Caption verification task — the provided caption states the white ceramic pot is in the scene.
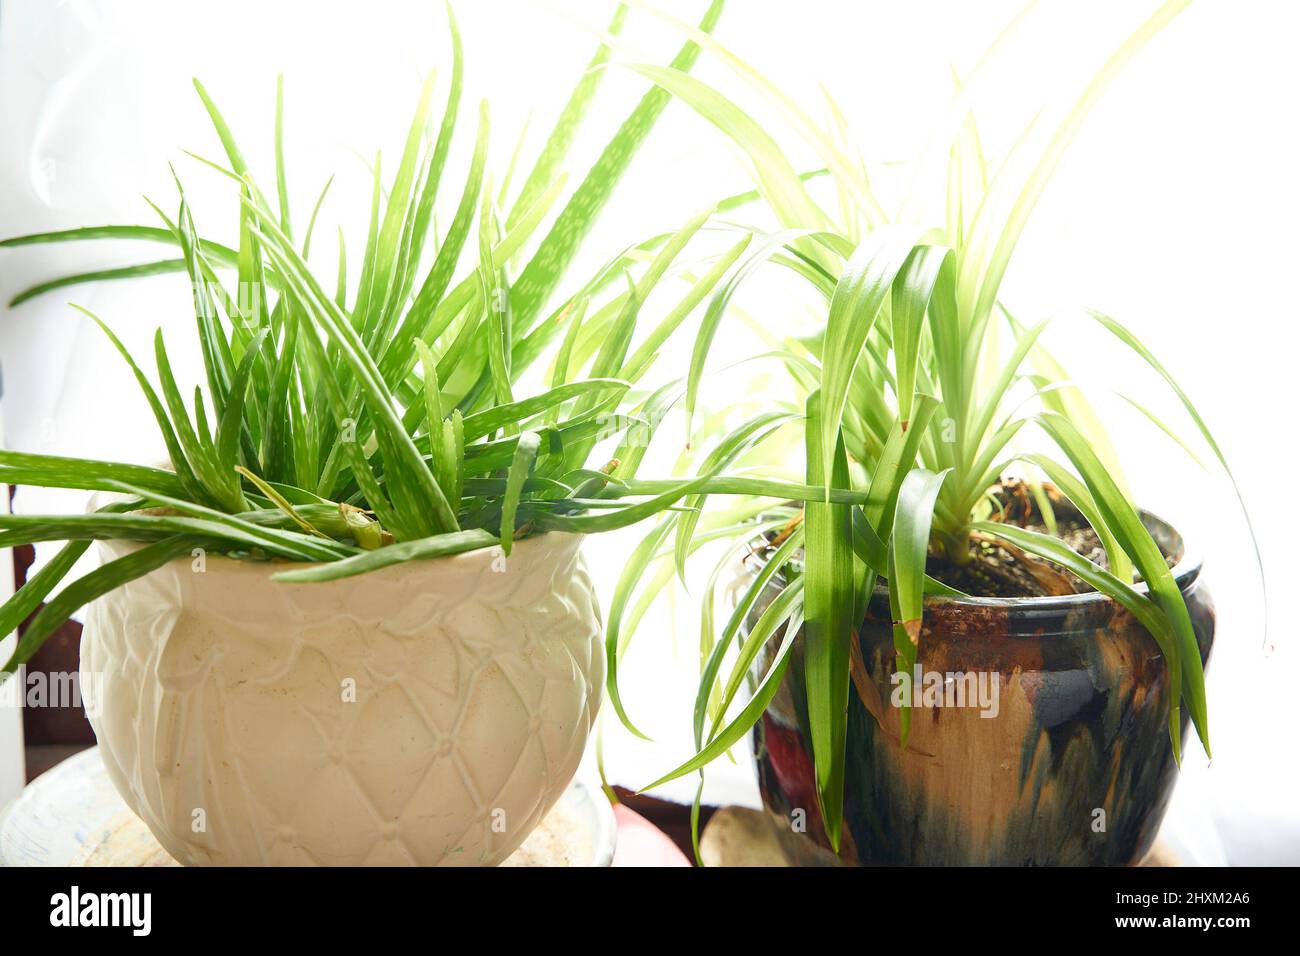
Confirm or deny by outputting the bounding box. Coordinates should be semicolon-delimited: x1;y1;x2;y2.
79;532;603;866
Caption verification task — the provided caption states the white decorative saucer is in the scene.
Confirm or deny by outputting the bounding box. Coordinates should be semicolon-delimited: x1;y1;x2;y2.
0;747;616;867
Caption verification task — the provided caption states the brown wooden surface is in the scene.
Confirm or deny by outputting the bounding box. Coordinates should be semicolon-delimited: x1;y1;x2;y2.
24;743;90;783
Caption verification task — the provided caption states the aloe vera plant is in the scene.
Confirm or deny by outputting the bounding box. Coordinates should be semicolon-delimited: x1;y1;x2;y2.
604;0;1260;852
0;1;736;675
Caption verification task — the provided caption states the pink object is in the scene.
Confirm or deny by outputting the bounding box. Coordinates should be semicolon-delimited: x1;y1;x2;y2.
611;804;691;867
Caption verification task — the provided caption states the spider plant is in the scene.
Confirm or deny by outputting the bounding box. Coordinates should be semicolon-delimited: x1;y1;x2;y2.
0;1;736;676
601;0;1260;852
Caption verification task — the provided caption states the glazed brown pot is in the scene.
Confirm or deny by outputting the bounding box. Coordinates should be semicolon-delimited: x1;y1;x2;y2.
746;511;1214;866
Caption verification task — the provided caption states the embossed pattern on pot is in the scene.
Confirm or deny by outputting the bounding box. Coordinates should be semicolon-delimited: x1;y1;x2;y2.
80;532;602;866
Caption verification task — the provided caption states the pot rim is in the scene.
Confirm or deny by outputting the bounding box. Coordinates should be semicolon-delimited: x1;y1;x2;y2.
922;506;1201;609
748;506;1202;610
88;489;583;578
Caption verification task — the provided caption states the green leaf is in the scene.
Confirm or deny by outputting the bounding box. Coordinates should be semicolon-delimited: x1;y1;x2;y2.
381;100;490;385
0;224;220;251
863;394;940;534
533;473;715;534
1037;412;1207;755
1021;451;1132;585
193;78;254;178
101;482;352;562
272;529;498;583
603;519;675;741
152;329;228;505
402;0;464;294
547;296;589;419
706;578;804;743
0;539;93;639
172;176;236;415
249;205;459;536
1117;393;1207;470
889;466;950;744
673;410;795;584
891;245;952;427
0;449;183;498
624;63;829;236
1086;307;1265;623
235;466;329;539
686;228;809;430
640;590;799;793
217;328;270;475
363;70;439;335
73;306;206;500
462;379;629;442
500;431;540;555
621;233;751;385
478;168;515;411
0;497;143;645
508;0;725;330
819;226;924;491
2;537;198;676
507;2;628;228
9;260;188;308
274;75;292;237
967;318;1049;448
974;518;1183;761
960;0;1192;338
696;524;805;745
801;390;855;853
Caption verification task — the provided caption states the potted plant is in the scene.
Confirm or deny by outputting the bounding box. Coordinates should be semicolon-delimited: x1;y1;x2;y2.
606;0;1259;864
0;2;731;866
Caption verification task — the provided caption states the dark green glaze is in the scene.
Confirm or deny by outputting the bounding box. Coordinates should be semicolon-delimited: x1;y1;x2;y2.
749;513;1214;866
